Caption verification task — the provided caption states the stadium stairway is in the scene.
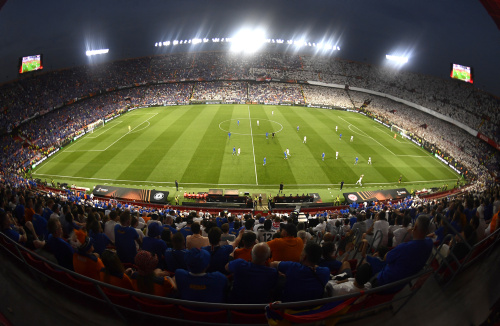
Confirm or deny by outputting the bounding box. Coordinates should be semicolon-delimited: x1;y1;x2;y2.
0;243;498;326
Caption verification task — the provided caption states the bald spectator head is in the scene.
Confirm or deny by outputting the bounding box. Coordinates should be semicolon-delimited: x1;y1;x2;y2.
251;242;271;265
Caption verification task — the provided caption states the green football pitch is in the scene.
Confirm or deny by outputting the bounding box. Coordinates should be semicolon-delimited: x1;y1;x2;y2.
33;104;459;203
22;60;40;73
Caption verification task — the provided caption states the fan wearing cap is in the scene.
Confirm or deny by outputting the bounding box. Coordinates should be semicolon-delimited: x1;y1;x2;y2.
142;223;167;269
130;250;175;297
71;229;104;280
174;248;229;305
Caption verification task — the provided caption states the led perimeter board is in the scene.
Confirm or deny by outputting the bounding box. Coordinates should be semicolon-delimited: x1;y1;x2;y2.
18;54;43;74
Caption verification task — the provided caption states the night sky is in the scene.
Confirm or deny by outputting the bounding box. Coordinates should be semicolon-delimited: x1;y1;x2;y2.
1;0;499;96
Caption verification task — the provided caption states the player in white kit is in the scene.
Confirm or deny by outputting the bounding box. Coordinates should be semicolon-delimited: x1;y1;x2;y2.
355;174;364;186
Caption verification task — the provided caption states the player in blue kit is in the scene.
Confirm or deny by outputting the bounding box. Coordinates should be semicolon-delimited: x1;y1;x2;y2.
263;157;266;166
322;152;325;161
355;156;359;165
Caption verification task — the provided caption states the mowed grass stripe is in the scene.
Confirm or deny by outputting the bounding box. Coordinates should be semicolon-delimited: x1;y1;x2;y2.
73;110;161;179
253;105;298;185
180;105;230;183
281;107;349;184
113;107;195;182
34;104;461;188
280;107;350;184
38;117;139;176
218;105;260;185
152;106;239;184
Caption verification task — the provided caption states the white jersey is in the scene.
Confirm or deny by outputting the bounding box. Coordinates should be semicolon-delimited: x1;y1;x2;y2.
286;148;290;156
258;229;276;242
237;148;241;155
303;136;307;143
336;151;339;159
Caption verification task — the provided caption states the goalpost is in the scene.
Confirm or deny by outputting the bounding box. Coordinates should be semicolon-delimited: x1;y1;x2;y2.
87;119;104;133
391;124;407;138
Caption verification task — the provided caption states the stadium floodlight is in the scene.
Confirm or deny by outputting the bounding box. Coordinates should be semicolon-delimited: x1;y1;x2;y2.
173;40;179;45
287;40;293;44
386;54;408;64
230;28;266;54
86;49;109;56
337;46;340;50
203;38;209;43
277;39;284;44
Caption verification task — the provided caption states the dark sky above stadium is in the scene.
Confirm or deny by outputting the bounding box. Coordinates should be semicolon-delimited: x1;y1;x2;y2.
1;0;499;96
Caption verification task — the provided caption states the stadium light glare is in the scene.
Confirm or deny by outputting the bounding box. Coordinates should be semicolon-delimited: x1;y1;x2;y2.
386;54;408;64
230;28;266;54
173;40;179;45
86;49;109;56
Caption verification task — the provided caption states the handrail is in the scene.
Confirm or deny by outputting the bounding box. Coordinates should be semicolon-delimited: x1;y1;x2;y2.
1;226;499;324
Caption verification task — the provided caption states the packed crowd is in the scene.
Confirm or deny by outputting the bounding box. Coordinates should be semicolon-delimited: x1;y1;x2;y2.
192;81;247;102
2;51;497;142
1;180;498;306
248;82;304;104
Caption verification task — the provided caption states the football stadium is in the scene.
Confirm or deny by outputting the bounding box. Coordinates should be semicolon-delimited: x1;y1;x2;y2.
0;1;499;325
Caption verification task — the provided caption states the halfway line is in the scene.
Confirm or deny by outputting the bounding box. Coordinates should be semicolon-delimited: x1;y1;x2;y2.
248;105;258;185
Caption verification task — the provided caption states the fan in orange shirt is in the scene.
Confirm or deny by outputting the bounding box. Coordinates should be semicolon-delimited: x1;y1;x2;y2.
70;229;104;281
233;232;257;262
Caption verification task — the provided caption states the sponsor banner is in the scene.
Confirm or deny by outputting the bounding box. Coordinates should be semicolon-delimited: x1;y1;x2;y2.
343;188;409;203
104;113;121;123
93;185;169;204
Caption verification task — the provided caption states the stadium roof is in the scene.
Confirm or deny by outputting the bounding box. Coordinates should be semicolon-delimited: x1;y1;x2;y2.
0;0;499;96
480;0;500;29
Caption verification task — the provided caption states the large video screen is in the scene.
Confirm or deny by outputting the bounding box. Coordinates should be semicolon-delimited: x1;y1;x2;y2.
19;54;43;74
450;63;473;84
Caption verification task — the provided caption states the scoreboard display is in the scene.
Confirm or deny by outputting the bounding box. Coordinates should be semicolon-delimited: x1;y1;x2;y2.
450;63;473;84
19;54;43;74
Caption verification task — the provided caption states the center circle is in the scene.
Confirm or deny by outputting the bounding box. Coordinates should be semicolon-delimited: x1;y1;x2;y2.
219;118;283;136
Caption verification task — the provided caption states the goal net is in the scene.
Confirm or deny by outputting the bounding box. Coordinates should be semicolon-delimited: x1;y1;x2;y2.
87;119;104;133
391;124;407;137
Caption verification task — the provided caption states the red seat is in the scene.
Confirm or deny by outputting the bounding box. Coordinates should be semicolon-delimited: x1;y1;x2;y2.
102;287;136;310
231;310;268;324
66;273;101;298
43;262;72;285
179;306;227;323
22;251;47;272
132;296;179;317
